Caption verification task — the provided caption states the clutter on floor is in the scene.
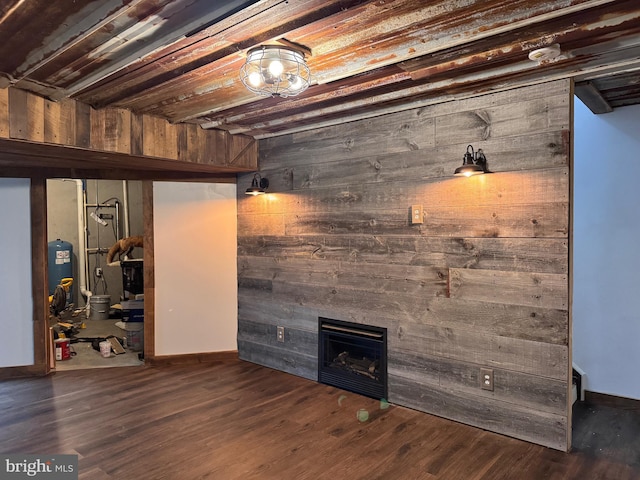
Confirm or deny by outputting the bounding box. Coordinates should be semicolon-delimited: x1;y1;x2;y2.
51;294;144;370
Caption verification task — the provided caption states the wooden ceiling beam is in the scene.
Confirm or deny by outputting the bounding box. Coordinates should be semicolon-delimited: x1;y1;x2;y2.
0;136;252;175
574;82;613;114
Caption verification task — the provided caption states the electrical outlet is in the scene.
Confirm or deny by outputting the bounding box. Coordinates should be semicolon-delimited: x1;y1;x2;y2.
480;368;494;391
95;267;103;277
277;326;285;343
410;204;423;224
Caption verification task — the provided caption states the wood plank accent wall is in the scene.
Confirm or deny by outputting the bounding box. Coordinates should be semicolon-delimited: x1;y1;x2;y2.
0;87;257;170
236;79;572;451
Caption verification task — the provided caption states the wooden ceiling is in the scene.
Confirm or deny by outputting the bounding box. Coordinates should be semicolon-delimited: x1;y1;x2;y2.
1;0;639;140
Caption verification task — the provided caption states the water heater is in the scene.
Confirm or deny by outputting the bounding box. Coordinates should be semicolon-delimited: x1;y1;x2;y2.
48;239;73;303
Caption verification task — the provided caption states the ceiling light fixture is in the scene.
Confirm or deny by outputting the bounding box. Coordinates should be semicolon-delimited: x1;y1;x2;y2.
240;45;310;97
245;173;269;195
454;145;488;177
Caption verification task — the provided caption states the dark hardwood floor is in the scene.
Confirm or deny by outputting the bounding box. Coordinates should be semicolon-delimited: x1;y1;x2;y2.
0;359;638;480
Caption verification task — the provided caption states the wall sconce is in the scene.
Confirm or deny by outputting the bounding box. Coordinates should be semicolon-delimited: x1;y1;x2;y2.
245;173;269;195
454;145;488;177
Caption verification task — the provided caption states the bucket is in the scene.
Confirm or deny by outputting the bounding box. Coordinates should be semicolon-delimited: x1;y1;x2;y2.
89;295;111;320
126;328;144;352
54;338;71;361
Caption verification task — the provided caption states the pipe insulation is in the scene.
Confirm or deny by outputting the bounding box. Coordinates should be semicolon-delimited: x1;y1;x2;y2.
73;179;92;303
122;180;130;238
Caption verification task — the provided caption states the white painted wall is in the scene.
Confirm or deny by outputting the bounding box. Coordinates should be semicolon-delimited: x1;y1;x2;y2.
0;178;34;367
573;99;640;400
153;182;237;355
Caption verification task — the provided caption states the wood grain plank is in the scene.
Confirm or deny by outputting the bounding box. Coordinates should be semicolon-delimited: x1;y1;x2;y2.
238;286;401;335
227;133;257;169
391;321;568;380
238;339;317;380
238;318;318;357
419;296;568;345
0;88;8;138
449;268;568;310
130;112;144;156
26;92;44;142
90;107;131;154
279;202;567;238
434;94;570;146
238;235;568;274
44;98;76;145
389;373;567;450
8;87;29;140
143;115;170;158
30;177;49;375
238;255;448;297
262;80;571;154
143;181;155;360
74;101;91;148
260;109;436;169
237;212;286;236
176;122;191;163
388;349;567;415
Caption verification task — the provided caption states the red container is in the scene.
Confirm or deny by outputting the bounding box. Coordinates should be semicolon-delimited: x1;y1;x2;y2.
54;338;71;361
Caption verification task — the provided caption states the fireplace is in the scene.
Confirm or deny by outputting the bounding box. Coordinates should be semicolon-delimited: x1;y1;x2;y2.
318;317;387;400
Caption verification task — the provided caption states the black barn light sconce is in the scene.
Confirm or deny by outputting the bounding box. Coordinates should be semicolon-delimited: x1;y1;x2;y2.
245;173;269;195
454;145;489;177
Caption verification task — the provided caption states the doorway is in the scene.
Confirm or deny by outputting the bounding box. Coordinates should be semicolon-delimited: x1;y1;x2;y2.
571;97;640;463
46;179;145;370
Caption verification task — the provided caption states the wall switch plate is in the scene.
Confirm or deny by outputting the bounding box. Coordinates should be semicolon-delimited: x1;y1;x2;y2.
410;204;423;224
481;368;494;391
277;326;285;343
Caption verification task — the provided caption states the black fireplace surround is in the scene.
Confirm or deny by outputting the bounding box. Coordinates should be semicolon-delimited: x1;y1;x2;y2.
318;317;387;400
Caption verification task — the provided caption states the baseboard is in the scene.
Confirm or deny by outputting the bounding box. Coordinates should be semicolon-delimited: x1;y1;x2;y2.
0;364;49;380
585;391;640;410
146;350;238;367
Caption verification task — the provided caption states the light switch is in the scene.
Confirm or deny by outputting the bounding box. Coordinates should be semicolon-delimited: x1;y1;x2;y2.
410;204;423;224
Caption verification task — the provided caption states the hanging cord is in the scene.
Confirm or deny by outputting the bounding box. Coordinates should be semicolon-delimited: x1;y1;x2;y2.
92;257;109;295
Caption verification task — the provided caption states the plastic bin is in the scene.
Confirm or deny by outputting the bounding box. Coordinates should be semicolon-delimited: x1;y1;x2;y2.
126;328;144;352
121;299;144;322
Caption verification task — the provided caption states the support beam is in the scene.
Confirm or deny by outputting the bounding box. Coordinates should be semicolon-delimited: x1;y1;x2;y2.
574;81;614;114
0;87;257;174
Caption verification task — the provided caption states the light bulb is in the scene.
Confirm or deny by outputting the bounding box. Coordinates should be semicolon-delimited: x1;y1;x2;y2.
464;171;473;178
268;60;284;77
289;75;303;91
248;71;262;87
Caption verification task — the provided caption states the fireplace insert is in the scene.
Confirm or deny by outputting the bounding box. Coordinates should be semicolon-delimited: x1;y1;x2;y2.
318;317;387;400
